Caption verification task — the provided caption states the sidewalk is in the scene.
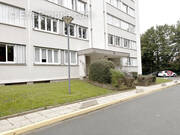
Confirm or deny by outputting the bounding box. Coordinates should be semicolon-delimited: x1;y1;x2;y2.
0;80;179;135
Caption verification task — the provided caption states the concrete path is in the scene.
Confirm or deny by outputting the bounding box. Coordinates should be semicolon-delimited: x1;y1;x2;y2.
24;85;180;135
0;80;179;135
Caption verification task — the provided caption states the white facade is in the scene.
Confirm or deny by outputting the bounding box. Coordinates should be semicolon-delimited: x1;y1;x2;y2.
0;0;142;84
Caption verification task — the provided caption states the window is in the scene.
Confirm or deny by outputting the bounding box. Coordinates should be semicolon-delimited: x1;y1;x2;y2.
33;13;59;33
48;50;53;63
122;3;128;13
64;51;77;65
7;46;14;62
124;39;130;48
64;24;75;36
83;28;87;39
107;14;135;33
78;26;87;39
129;24;135;33
70;24;75;36
42;49;47;63
34;13;39;29
125;58;137;66
117;0;122;9
54;50;59;63
107;15;113;25
0;3;25;27
47;18;51;31
65;51;68;64
108;33;135;49
63;0;75;10
108;34;114;45
107;0;135;17
35;48;40;62
71;51;77;64
48;0;87;14
129;7;135;17
121;21;129;31
115;36;120;46
0;44;6;62
53;20;58;33
0;43;25;64
35;47;60;64
77;0;86;14
78;27;82;38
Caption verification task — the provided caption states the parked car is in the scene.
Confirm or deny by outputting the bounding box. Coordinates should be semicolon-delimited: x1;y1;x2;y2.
158;70;177;77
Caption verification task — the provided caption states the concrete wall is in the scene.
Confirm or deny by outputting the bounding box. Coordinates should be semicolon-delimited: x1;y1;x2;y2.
90;0;106;49
0;0;142;84
0;0;89;84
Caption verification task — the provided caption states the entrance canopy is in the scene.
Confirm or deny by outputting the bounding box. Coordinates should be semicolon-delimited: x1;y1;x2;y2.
78;48;129;58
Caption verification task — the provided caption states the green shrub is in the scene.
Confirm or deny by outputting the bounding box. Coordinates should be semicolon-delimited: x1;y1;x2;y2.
137;75;156;86
111;69;124;88
123;77;135;88
89;60;115;84
110;69;135;90
131;72;138;79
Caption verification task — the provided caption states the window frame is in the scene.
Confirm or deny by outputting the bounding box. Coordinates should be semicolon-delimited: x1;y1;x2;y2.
108;34;114;45
34;47;61;65
0;3;25;27
33;12;59;34
78;26;87;39
0;44;15;64
64;50;78;65
64;22;76;37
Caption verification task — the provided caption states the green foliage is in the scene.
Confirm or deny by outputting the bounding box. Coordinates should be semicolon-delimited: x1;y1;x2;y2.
110;69;124;88
137;75;156;86
131;72;138;79
141;24;179;74
0;80;113;117
89;60;115;84
110;69;135;90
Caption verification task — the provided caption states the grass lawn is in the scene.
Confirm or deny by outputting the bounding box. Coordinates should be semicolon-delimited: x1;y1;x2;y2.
0;80;114;118
156;78;172;84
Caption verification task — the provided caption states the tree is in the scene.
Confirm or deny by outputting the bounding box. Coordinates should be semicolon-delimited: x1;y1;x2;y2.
141;24;175;74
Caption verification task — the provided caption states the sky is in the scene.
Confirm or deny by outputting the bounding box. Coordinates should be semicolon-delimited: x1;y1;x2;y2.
139;0;180;34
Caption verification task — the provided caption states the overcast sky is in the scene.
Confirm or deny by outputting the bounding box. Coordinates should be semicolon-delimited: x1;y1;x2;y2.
139;0;180;34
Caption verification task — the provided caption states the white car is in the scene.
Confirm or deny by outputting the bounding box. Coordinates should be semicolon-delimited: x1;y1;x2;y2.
158;70;177;77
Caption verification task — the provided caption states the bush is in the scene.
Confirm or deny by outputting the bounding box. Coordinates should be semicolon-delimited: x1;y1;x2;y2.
131;72;138;79
110;69;135;90
111;69;124;88
89;60;115;84
137;75;156;86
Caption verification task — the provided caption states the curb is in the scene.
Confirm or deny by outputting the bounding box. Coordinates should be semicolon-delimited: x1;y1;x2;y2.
0;82;179;135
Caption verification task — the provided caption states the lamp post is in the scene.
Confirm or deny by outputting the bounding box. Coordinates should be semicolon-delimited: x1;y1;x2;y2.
62;16;74;94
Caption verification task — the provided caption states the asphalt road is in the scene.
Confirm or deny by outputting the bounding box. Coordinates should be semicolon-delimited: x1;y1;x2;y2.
25;85;180;135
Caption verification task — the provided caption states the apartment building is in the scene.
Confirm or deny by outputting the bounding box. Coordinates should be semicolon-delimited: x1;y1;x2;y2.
0;0;142;84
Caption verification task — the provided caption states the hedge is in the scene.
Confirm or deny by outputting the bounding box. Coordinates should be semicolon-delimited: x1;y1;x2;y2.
137;75;156;86
89;59;115;84
110;69;135;90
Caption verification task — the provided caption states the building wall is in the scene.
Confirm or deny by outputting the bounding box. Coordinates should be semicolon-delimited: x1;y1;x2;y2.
90;0;141;74
0;0;142;84
0;0;89;84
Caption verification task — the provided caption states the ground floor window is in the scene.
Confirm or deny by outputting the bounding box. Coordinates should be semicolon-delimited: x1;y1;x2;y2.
35;47;60;64
64;51;77;65
0;43;26;64
122;57;137;67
